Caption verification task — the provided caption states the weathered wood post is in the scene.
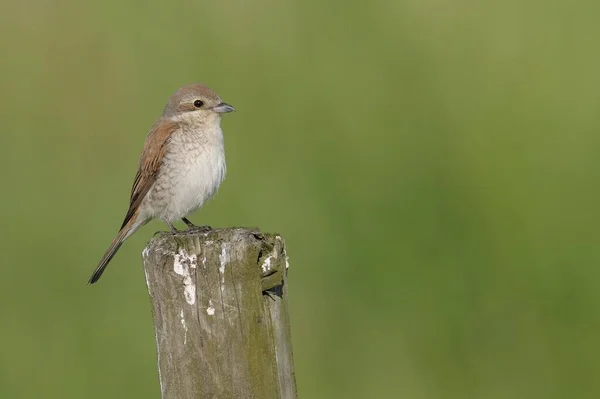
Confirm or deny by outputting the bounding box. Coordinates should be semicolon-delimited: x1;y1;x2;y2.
142;227;297;399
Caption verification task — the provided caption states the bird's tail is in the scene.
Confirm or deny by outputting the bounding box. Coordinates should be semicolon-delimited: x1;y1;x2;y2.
88;218;143;284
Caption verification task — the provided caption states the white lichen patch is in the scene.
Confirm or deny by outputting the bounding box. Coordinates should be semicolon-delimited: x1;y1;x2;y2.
180;309;188;345
206;299;215;316
261;247;279;274
219;244;229;274
182;276;195;304
261;255;273;273
173;248;197;305
283;246;290;269
218;244;229;291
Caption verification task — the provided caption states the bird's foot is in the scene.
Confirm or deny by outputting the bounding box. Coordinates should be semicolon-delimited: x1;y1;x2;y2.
182;217;212;232
188;224;212;233
152;228;181;237
163;220;182;235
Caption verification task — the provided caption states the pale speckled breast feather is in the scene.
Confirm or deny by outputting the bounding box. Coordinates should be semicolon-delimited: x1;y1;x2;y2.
139;122;226;222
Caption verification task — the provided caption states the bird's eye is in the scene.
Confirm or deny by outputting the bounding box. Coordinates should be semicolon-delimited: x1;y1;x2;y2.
193;100;204;108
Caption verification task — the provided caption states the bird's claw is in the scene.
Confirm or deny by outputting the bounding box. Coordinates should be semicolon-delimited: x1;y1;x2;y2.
187;224;212;233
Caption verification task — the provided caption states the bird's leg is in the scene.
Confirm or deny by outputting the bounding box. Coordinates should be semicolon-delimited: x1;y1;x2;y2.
182;217;196;228
182;217;212;232
165;219;180;234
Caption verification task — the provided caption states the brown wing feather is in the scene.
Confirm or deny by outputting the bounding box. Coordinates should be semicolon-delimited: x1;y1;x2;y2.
120;119;179;229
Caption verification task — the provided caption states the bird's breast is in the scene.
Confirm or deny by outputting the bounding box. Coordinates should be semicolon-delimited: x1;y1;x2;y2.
153;126;226;219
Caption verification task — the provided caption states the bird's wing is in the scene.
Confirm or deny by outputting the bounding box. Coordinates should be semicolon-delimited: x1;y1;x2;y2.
121;119;180;229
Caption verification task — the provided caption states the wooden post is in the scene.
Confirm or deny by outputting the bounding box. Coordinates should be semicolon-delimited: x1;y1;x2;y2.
142;227;297;399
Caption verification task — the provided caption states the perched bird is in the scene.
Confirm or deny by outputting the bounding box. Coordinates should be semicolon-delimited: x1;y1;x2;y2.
89;83;234;284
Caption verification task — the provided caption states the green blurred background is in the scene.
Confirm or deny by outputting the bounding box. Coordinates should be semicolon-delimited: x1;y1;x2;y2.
1;0;600;398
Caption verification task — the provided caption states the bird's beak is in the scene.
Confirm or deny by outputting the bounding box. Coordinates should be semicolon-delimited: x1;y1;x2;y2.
214;102;235;113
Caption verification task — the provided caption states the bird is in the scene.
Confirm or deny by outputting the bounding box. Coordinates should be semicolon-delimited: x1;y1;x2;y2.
88;83;234;284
